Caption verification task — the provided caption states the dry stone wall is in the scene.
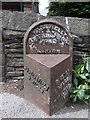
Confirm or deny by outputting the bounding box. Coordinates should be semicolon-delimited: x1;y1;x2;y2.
1;10;90;82
3;30;25;81
0;9;5;82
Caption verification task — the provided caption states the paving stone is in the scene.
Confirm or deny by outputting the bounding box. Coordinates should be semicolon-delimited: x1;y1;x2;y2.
0;93;88;118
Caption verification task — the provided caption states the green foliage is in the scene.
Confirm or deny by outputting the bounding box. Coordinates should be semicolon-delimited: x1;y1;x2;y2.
70;55;90;105
47;2;90;18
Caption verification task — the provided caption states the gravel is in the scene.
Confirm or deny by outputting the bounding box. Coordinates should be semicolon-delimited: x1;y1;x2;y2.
0;92;89;119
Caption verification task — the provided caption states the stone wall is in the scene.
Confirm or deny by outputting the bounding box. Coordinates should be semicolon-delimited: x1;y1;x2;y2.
1;11;90;82
3;30;25;81
73;35;90;65
0;3;6;82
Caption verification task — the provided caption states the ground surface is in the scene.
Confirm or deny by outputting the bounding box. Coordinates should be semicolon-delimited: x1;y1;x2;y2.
0;81;89;119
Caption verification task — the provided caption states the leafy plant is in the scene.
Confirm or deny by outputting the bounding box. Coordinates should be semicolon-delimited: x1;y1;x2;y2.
70;55;90;105
47;2;90;18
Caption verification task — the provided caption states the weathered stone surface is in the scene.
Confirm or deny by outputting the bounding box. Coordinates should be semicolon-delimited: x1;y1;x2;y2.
88;20;90;35
0;42;3;54
5;48;23;54
6;76;24;81
2;11;90;35
6;61;23;67
6;11;37;31
0;65;5;77
72;35;83;44
73;35;90;65
0;54;5;66
37;15;66;27
0;77;5;82
6;71;24;77
6;67;24;72
0;30;2;42
5;43;23;49
68;17;89;35
0;42;3;48
7;58;23;63
3;30;25;39
0;77;2;82
7;54;23;58
2;11;11;29
0;54;2;65
0;12;2;31
0;42;5;54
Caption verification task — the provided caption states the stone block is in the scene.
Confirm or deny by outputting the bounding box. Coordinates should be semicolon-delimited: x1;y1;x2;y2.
0;10;2;31
0;42;4;54
6;66;15;72
0;77;5;82
5;48;23;54
0;54;5;66
0;30;2;42
2;11;12;29
7;11;37;31
7;54;23;58
38;15;66;27
3;30;25;39
88;19;90;35
6;71;24;77
0;1;1;8
0;65;5;77
68;17;89;36
2;10;90;36
0;77;2;82
24;54;72;115
6;61;24;67
0;54;2;65
0;42;2;48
